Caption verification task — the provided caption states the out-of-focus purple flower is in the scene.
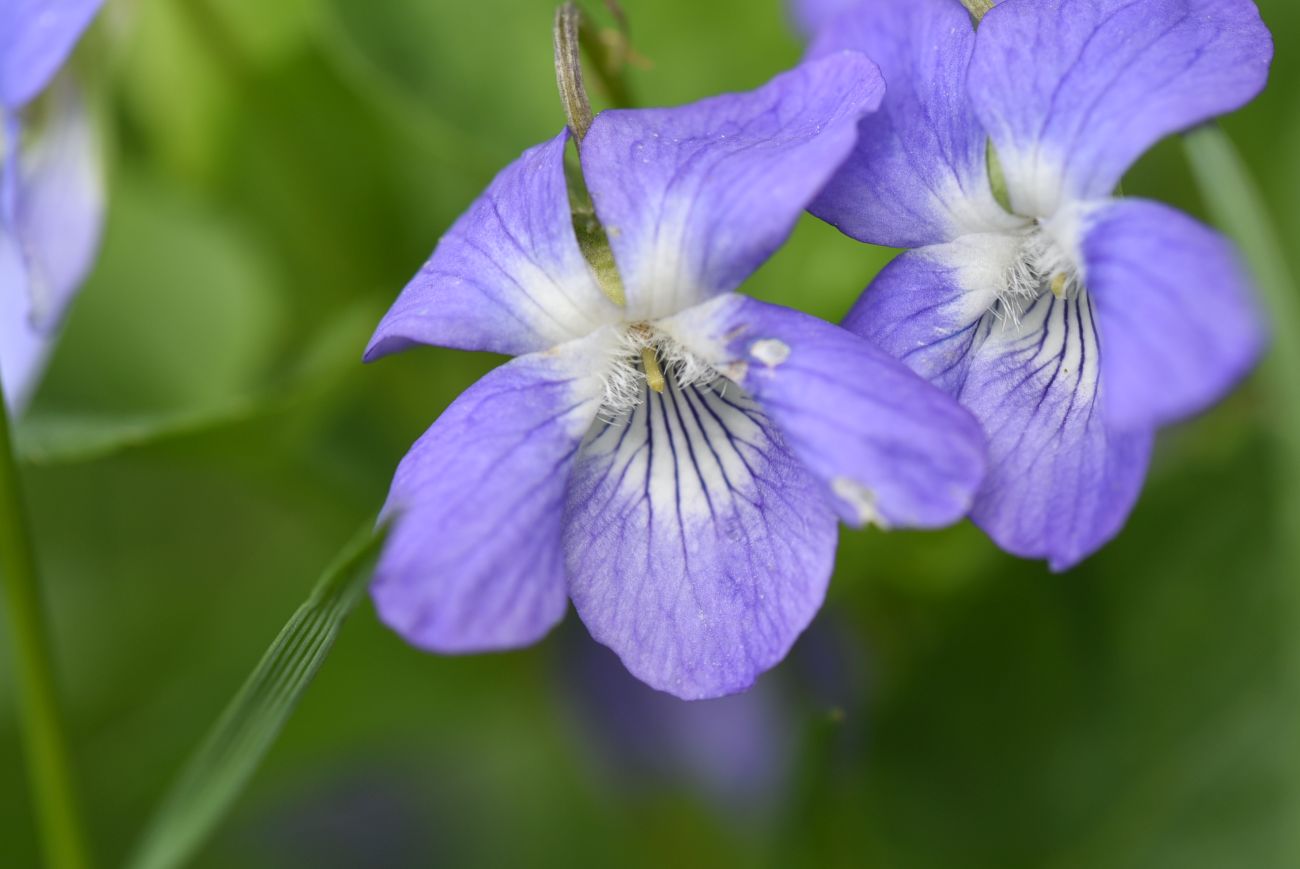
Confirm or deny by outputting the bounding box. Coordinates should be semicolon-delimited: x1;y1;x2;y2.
553;615;869;816
1;0;105;413
798;0;1273;570
366;55;988;700
557;624;795;813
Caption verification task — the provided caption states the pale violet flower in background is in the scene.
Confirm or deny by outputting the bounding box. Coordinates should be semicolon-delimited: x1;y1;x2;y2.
365;54;988;699
799;0;1273;569
1;0;105;413
554;614;868;816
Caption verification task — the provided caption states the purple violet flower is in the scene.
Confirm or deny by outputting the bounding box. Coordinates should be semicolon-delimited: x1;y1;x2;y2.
800;0;1273;569
366;54;988;700
0;0;105;413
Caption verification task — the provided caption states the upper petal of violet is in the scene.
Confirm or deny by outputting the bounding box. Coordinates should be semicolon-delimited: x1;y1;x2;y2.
663;293;988;530
366;129;621;361
578;52;884;323
969;0;1273;214
807;0;1021;248
1;0;104;110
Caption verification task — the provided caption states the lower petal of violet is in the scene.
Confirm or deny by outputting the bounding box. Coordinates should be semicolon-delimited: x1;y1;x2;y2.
372;330;613;653
1081;197;1264;431
665;293;988;530
960;291;1154;571
563;375;838;701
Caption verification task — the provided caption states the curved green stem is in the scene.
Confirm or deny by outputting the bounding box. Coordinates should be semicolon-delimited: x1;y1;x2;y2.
0;381;91;869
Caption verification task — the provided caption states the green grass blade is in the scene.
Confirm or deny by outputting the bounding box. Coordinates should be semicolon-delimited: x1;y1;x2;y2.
124;520;386;869
1183;125;1300;541
1184;123;1300;859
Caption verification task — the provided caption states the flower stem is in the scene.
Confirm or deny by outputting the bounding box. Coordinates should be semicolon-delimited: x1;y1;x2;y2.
0;381;91;869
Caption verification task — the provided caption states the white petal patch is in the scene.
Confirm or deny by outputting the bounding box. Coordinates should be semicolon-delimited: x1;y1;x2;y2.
749;338;791;368
563;374;838;699
579;377;772;525
830;477;890;530
965;288;1102;440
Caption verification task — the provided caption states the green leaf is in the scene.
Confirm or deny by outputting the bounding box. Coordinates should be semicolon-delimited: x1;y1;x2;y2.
123;520;387;869
17;299;379;466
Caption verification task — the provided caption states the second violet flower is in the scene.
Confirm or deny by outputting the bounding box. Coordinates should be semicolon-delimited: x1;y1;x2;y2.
801;0;1274;570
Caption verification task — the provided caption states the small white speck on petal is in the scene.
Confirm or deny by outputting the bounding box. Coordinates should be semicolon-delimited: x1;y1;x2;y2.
750;338;791;368
832;477;891;529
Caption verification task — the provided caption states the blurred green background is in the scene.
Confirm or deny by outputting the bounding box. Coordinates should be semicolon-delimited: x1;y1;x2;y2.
3;0;1299;866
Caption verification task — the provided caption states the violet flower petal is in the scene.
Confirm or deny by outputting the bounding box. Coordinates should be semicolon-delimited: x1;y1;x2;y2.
965;289;1153;570
577;52;884;322
0;85;103;413
665;293;988;529
0;233;43;411
1082;198;1265;430
372;329;615;652
846;239;1154;569
563;370;838;700
807;0;1018;248
1;0;103;110
842;233;1021;396
16;84;103;329
366;129;619;361
969;0;1273;214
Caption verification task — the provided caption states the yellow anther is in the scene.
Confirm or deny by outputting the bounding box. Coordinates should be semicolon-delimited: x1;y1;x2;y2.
641;347;666;393
1050;272;1068;299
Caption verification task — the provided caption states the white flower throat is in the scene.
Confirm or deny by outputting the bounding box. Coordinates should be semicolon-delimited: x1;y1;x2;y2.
995;209;1087;325
599;322;721;419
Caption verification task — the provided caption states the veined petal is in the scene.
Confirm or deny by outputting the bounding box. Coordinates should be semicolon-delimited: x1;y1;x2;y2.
808;0;1021;247
970;0;1273;213
843;233;1023;395
579;52;884;322
372;329;616;653
1081;198;1263;430
1;0;103;109
564;376;838;700
664;294;987;529
962;292;1152;570
366;130;620;360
